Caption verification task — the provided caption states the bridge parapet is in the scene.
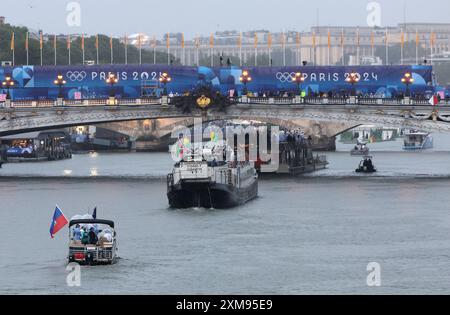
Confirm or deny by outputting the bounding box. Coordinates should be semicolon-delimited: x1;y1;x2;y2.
1;96;449;109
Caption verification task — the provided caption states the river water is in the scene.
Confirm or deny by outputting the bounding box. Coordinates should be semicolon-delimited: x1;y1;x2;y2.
1;134;450;294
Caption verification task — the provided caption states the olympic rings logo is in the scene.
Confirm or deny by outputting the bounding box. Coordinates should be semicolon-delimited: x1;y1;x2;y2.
66;71;87;82
276;72;297;83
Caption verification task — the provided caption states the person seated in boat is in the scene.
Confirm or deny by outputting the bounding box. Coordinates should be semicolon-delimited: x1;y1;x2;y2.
366;159;375;172
362;158;374;172
98;230;113;246
88;227;98;245
73;224;82;241
81;228;90;245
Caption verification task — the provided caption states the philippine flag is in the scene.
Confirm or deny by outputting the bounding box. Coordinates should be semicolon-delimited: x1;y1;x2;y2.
50;206;69;238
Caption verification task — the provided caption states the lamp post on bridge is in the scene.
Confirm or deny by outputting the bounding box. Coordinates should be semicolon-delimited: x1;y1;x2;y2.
293;72;305;103
106;73;119;105
401;72;414;104
54;74;67;106
159;72;172;96
239;70;252;97
2;75;15;108
345;71;360;104
159;72;172;108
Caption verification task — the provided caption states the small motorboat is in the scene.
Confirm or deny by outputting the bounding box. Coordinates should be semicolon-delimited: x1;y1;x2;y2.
68;218;118;265
351;141;370;156
355;156;377;173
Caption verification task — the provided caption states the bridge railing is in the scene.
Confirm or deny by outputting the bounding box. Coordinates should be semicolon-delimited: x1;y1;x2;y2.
2;96;450;109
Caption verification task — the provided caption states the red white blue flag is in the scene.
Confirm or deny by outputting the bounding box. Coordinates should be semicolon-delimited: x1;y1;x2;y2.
429;95;439;106
50;206;69;238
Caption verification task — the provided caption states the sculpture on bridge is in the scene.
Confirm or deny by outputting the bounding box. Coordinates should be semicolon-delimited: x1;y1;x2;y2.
171;86;237;114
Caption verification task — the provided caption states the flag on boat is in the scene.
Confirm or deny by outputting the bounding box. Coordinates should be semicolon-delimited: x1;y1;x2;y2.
92;207;97;219
429;95;439;106
50;206;69;238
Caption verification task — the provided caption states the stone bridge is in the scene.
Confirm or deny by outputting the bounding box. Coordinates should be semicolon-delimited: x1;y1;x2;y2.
1;97;450;139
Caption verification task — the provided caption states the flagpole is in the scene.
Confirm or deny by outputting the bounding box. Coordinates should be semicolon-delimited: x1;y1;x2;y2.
196;38;199;66
312;31;316;66
371;30;374;58
138;34;142;65
254;34;258;67
40;32;43;66
124;34;128;65
153;37;156;65
181;33;185;65
356;28;360;66
430;30;434;66
298;33;302;66
68;35;71;66
385;28;389;65
282;32;286;67
82;34;85;65
327;29;331;66
416;29;419;65
11;32;16;67
96;34;99;65
210;33;214;67
167;33;170;65
400;28;404;65
110;37;113;65
54;35;57;66
239;32;243;67
341;29;344;66
26;32;29;65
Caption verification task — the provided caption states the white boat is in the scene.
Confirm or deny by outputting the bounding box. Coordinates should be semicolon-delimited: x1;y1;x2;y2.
403;131;433;151
350;141;370;156
68;219;118;265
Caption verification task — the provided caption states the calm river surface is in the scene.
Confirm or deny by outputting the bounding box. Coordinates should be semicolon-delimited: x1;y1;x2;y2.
1;134;450;294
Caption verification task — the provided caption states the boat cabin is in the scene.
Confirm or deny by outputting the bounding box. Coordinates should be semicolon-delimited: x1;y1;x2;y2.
0;130;72;162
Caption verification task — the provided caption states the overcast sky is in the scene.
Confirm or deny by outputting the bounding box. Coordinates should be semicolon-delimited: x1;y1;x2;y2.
2;0;450;38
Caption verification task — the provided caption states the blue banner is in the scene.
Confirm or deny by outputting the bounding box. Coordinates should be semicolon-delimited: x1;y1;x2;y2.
0;64;435;100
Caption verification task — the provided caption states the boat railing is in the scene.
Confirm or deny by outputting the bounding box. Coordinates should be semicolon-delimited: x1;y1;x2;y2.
215;169;233;186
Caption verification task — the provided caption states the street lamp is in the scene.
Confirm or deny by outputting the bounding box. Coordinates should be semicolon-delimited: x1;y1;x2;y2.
293;72;305;96
53;74;67;99
345;71;360;97
401;72;414;97
159;72;172;96
106;73;119;97
239;70;252;96
2;75;15;100
106;73;119;105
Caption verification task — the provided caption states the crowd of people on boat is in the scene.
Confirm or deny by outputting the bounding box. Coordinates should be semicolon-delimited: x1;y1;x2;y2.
72;224;113;246
361;157;375;172
279;129;312;146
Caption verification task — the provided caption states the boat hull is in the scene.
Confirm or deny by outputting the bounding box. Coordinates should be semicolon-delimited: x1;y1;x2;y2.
403;135;433;151
168;180;258;209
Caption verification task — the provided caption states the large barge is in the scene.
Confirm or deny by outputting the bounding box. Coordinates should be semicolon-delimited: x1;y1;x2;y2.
167;159;258;209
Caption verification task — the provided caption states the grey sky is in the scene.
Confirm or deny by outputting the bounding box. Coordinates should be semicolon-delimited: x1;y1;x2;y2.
2;0;450;38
